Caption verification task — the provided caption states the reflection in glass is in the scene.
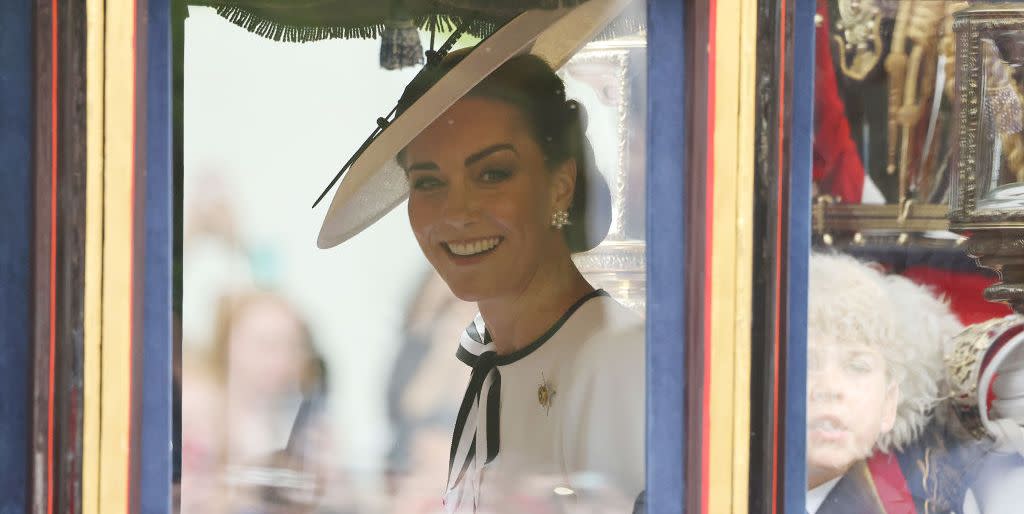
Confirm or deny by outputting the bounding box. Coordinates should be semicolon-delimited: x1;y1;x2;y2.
807;253;1024;514
805;3;1024;513
807;253;958;513
562;37;647;313
977;35;1024;211
816;0;964;207
811;1;976;252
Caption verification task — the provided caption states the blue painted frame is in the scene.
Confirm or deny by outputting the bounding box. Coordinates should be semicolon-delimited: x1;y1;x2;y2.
0;0;35;511
783;0;814;512
645;0;687;512
0;1;796;511
139;0;174;511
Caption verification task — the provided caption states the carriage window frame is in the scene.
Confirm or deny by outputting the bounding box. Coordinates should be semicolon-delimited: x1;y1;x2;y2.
0;0;820;512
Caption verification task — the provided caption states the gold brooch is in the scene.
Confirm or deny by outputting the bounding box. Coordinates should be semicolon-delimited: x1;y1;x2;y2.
537;373;556;415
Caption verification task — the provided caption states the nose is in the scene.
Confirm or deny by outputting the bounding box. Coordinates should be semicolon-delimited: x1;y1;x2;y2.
809;384;842;403
441;179;478;230
808;361;843;403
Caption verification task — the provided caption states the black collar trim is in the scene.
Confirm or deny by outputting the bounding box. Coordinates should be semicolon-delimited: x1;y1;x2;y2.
455;288;608;366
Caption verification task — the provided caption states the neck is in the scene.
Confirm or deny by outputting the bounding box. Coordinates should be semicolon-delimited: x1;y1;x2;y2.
477;254;594;356
807;466;846;490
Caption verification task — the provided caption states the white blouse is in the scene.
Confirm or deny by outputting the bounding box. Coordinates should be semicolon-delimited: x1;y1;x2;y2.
443;290;645;513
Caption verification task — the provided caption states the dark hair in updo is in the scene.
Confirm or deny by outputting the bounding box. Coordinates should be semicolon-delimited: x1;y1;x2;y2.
397;50;611;253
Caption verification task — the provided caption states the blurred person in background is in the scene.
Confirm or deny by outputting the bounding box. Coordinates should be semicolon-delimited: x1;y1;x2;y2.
385;272;474;513
210;290;325;463
184;289;348;513
181;350;230;514
183;170;255;350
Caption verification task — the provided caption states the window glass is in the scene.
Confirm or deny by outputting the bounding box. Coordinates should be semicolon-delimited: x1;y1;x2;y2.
809;2;1024;513
180;3;648;512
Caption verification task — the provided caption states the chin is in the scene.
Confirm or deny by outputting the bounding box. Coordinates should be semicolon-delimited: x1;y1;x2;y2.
437;276;497;303
434;265;521;303
808;464;847;489
447;287;486;303
807;451;857;479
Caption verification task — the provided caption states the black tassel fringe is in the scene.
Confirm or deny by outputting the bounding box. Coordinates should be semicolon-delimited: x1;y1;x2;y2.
212;1;643;46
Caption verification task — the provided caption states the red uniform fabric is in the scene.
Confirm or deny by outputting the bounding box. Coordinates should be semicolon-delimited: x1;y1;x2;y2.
866;452;919;514
900;266;1011;325
814;0;866;203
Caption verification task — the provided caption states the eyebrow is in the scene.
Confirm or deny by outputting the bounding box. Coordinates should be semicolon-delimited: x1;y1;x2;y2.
465;144;516;166
406;143;517;172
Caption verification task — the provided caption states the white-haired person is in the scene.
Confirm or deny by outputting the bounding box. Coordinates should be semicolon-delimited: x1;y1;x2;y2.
806;252;970;513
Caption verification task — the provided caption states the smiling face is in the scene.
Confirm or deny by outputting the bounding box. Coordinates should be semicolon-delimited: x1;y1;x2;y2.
806;336;899;488
403;97;575;302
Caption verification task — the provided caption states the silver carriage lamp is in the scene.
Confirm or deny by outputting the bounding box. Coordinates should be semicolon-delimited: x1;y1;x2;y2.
951;4;1024;314
562;35;648;314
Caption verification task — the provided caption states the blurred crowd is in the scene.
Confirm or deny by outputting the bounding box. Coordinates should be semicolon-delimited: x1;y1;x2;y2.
179;171;477;514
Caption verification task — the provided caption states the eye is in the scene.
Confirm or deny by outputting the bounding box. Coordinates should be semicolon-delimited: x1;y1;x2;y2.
846;357;873;374
410;175;445;191
479;168;512;184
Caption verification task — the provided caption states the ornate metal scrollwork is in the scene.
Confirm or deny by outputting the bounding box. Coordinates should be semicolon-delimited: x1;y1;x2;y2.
951;5;1024;315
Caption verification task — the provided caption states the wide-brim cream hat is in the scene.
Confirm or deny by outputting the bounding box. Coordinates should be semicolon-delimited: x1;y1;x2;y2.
315;0;634;249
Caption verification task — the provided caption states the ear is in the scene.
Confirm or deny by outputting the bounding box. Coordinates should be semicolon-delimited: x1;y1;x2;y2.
549;159;578;212
879;383;900;434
